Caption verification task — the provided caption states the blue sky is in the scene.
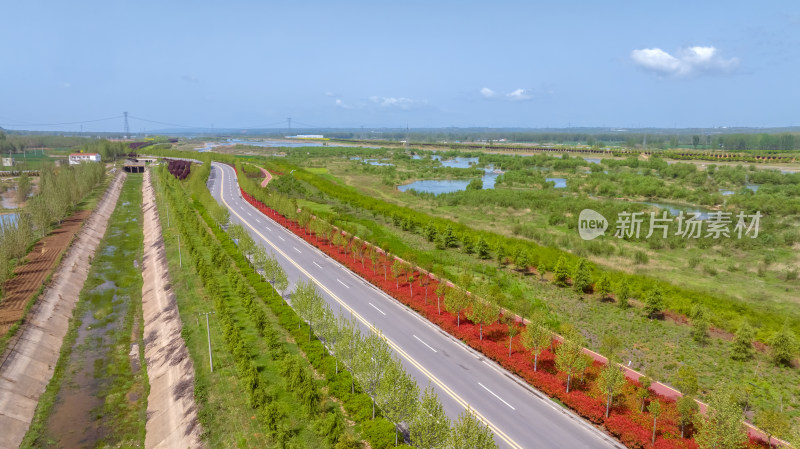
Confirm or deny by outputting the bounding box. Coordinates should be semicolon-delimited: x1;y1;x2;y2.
1;1;798;131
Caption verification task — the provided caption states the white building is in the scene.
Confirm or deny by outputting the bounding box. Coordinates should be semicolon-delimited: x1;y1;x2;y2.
69;153;101;165
2;157;13;167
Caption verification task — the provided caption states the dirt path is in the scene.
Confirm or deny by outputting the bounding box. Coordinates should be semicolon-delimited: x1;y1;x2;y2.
0;172;126;449
140;169;203;449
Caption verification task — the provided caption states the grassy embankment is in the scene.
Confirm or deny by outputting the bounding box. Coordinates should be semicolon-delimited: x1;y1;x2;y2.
22;174;148;448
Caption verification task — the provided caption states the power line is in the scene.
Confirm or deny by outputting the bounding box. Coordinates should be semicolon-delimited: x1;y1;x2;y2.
127;115;200;129
0;115;122;127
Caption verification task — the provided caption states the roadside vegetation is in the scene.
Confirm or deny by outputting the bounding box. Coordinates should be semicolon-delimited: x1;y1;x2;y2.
145;145;800;445
22;174;147;448
155;159;499;448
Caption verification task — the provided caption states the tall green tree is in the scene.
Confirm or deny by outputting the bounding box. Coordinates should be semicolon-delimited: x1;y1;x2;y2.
392;259;407;289
755;408;790;449
502;315;521;357
376;357;419;446
334;317;362;393
648;399;662;445
553;255;569;286
354;331;394;419
410;384;450;449
444;287;470;327
435;282;448;315
475;237;490;260
769;324;798;366
691;304;710;345
521;316;552;372
447;407;497;449
694;387;747;449
616;279;630;308
555;332;587;393
730;321;755;361
598;362;626;418
643;287;665;319
466;298;498;341
677;396;699;439
674;366;699;397
595;274;611;300
572;258;592;293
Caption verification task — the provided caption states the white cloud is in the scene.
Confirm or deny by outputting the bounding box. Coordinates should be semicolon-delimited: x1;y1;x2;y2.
180;75;200;83
631;46;739;77
369;96;424;109
324;91;337;97
505;88;532;101
480;87;496;98
334;98;352;109
480;87;538;101
61;82;72;88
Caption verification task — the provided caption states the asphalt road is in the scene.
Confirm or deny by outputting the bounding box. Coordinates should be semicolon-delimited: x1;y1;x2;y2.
208;162;622;449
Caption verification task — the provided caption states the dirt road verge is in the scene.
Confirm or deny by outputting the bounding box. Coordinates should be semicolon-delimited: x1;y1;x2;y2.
141;169;203;449
0;172;126;449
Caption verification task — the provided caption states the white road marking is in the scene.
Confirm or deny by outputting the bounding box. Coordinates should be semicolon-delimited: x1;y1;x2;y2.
368;302;386;316
278;235;285;241
478;382;516;410
247;211;252;216
413;334;438;353
336;278;350;288
313;261;323;268
293;246;301;253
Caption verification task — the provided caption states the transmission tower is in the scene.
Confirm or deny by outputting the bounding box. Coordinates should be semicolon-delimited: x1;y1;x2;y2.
123;112;130;138
287;117;292;135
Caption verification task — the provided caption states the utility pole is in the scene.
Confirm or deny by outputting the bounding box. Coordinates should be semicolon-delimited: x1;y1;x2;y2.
198;312;216;372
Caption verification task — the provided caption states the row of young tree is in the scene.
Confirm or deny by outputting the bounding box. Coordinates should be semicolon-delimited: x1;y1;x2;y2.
0;162;106;293
287;277;497;448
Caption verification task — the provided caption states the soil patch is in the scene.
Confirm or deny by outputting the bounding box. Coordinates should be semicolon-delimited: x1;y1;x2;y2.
0;210;91;336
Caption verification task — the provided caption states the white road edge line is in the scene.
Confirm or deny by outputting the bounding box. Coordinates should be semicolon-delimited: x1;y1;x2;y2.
479;382;516;410
368;302;386;316
413;334;438;353
336;278;350;289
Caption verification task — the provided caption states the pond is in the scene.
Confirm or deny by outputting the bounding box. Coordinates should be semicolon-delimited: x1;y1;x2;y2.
0;213;18;228
410;154;479;168
583;158;601;164
350;156;394;166
546;177;567;188
398;169;501;195
636;201;714;220
720;185;759;196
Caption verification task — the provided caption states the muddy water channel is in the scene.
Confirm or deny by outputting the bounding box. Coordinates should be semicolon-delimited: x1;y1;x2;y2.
27;175;146;449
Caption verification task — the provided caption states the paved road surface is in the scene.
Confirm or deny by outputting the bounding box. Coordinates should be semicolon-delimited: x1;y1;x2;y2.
208;162;622;449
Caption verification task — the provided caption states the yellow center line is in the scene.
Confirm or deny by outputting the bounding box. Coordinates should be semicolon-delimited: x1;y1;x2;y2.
216;164;522;449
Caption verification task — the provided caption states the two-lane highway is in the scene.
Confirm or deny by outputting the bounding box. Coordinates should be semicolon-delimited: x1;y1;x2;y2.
208;162;622;449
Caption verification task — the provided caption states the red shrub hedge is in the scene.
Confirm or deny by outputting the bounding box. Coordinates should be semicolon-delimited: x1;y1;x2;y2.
237;187;769;449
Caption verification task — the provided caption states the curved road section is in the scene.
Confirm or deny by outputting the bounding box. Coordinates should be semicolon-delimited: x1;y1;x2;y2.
208;162;622;449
